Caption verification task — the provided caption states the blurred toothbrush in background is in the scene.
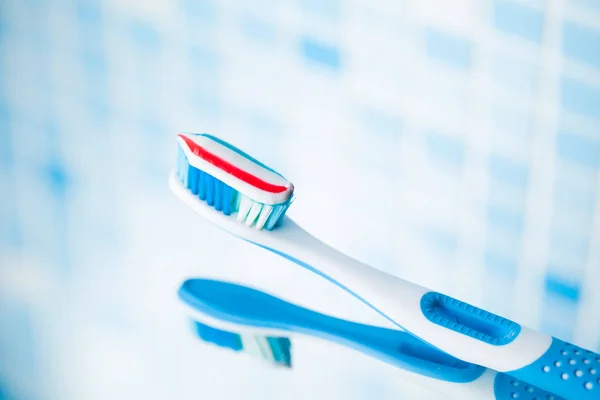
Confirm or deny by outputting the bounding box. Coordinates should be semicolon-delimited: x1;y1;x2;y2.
169;132;600;399
177;278;563;400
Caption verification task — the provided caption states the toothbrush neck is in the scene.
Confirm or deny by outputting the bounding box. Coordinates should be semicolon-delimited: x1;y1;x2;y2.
251;217;426;329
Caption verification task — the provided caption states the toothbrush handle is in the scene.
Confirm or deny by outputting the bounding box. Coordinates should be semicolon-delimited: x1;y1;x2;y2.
505;336;600;399
261;219;599;399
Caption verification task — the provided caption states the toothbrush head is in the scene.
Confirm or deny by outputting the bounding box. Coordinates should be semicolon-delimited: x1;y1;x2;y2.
190;319;292;368
173;133;294;230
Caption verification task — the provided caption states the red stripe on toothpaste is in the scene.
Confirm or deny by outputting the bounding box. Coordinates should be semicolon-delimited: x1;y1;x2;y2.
179;134;288;194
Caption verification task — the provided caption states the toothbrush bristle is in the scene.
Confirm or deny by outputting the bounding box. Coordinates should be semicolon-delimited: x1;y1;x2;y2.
191;320;292;368
176;142;292;230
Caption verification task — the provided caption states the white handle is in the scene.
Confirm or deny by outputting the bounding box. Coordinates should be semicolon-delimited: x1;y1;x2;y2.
246;217;552;373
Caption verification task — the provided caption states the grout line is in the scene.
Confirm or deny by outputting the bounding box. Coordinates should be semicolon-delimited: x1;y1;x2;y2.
514;0;564;328
574;173;600;348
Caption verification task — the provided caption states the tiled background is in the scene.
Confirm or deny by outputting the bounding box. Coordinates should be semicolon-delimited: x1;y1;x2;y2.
0;0;599;399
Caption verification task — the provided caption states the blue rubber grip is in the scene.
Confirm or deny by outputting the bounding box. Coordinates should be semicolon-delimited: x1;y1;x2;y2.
507;337;600;399
494;373;565;400
420;292;521;345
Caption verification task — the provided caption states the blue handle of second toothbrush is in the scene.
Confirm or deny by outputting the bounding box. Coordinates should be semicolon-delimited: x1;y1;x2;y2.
178;278;484;383
179;279;570;400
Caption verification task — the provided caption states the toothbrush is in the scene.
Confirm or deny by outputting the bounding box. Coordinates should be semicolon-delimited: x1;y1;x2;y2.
178;278;563;400
170;132;600;399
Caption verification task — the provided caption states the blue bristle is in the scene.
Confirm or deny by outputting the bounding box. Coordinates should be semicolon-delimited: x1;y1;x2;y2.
192;320;243;351
265;203;287;230
214;179;223;211
222;185;233;215
198;170;207;200
188;165;199;194
181;147;187;177
267;337;292;366
182;149;188;179
180;161;188;187
206;174;216;206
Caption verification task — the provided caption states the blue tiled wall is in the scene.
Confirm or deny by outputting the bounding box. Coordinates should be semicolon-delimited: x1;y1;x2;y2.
424;28;472;69
1;1;599;399
493;0;545;44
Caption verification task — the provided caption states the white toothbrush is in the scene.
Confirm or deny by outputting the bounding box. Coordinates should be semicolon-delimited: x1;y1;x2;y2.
170;133;600;399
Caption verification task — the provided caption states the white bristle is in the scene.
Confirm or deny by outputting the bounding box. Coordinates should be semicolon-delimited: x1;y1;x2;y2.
237;196;253;222
265;204;285;230
255;205;272;230
241;335;271;360
254;336;275;362
245;202;263;226
181;163;188;186
240;335;261;358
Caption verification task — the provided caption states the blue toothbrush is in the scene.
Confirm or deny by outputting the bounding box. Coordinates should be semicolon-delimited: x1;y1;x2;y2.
178;278;564;400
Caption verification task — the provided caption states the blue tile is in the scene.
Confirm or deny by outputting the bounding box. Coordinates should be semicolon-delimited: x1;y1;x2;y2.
0;302;36;382
0;172;18;248
568;0;600;12
130;20;160;51
78;13;104;61
89;96;110;124
82;48;107;75
544;273;581;302
0;105;11;168
180;0;217;22
0;12;6;39
191;92;221;118
8;220;21;248
423;228;457;254
487;204;524;234
425;28;472;69
493;0;544;44
240;16;277;45
361;108;402;136
489;154;529;188
485;250;518;276
189;46;220;72
556;130;600;168
43;122;62;155
141;120;167;139
246;113;282;137
300;37;341;70
76;1;102;26
563;22;600;69
300;0;339;19
426;131;465;166
45;159;70;197
560;77;600;119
